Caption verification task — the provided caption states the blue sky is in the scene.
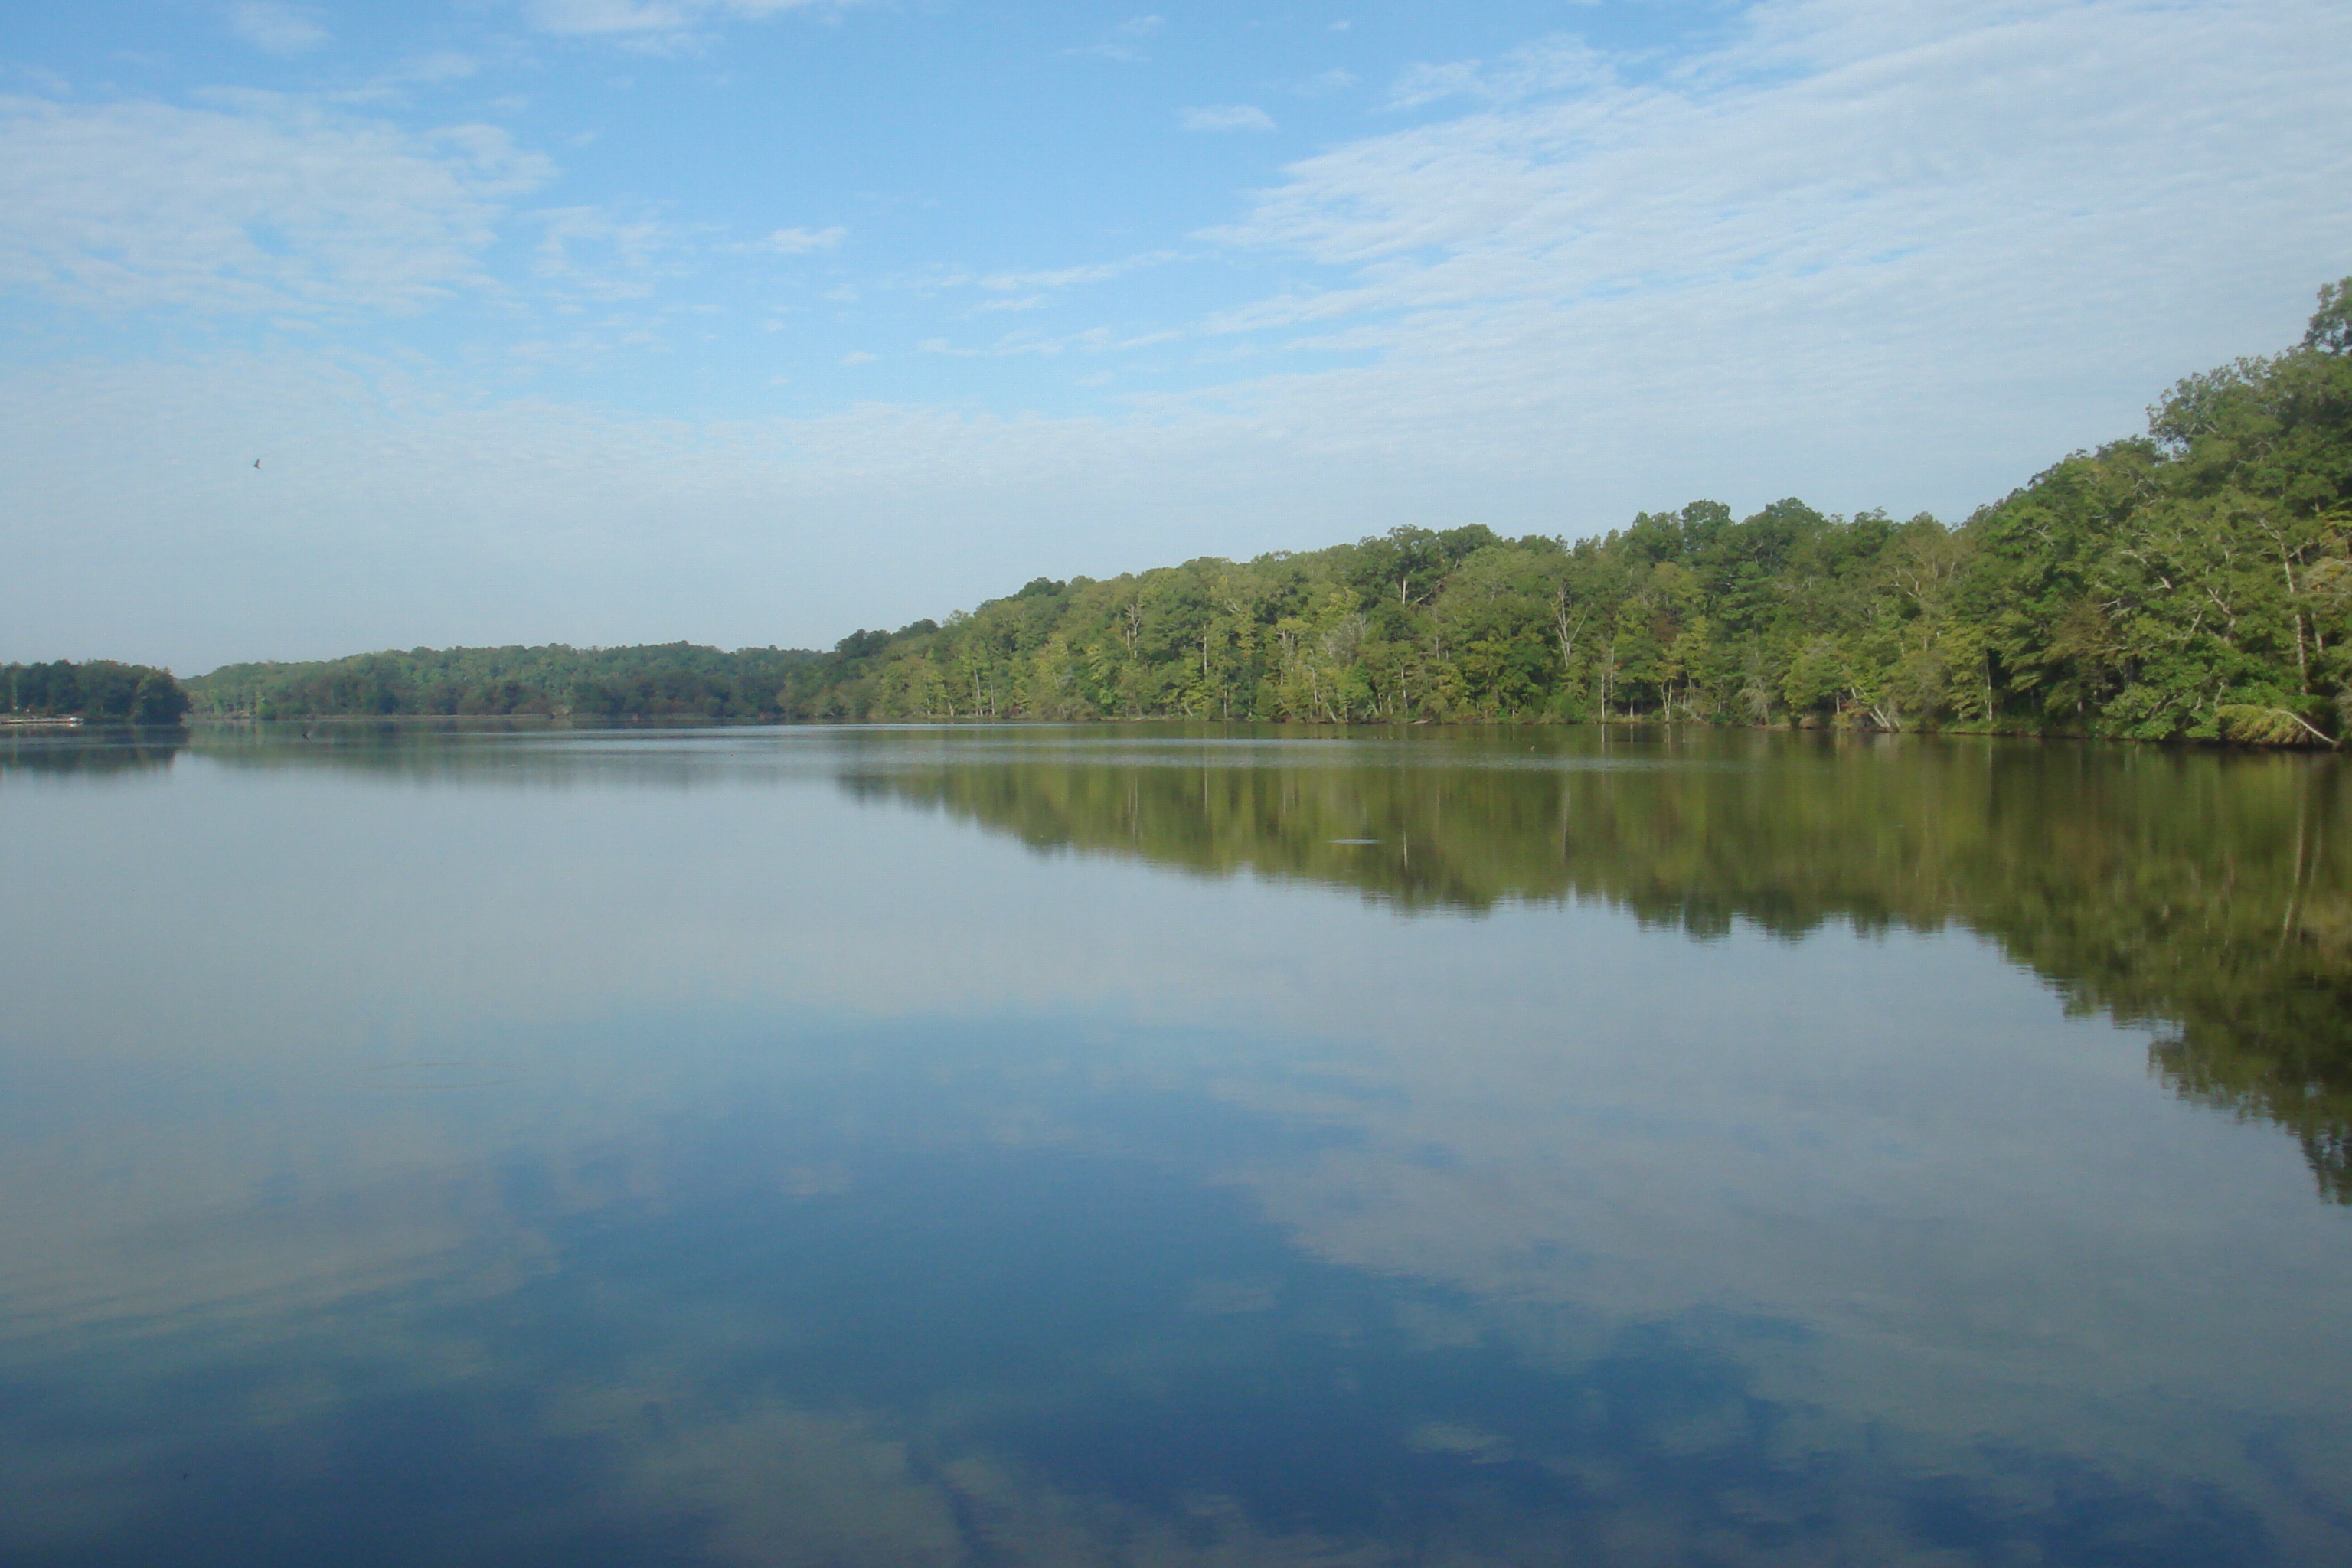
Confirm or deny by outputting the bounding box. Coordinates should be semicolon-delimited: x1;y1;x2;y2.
3;1;2348;670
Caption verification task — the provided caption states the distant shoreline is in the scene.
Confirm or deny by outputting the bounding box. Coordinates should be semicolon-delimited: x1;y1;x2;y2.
161;712;2334;750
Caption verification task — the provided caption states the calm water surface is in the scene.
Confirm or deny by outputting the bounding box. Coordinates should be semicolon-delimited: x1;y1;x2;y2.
2;724;2348;1566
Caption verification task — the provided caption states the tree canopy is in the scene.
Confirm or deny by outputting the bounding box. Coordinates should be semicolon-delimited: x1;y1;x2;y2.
185;278;2352;745
5;660;189;724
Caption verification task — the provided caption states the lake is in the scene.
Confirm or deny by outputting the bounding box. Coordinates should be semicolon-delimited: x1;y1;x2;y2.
2;722;2347;1566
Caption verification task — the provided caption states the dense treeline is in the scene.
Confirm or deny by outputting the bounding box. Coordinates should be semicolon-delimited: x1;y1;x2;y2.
191;280;2352;743
189;642;826;721
812;280;2351;742
4;660;189;724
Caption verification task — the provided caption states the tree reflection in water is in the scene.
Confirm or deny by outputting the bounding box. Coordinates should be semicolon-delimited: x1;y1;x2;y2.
837;725;2352;1203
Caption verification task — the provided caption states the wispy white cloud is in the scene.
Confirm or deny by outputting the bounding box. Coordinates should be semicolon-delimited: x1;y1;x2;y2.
0;93;552;314
227;2;328;57
1294;68;1357;97
5;0;2348;671
1168;0;2352;506
740;224;846;256
918;324;1184;360
528;0;684;31
848;309;1194;363
392;52;480;85
1069;15;1165;64
1180;104;1276;132
975;252;1177;292
329;53;485;109
840;349;877;365
1386;35;1608;109
531;205;681;300
524;0;859;38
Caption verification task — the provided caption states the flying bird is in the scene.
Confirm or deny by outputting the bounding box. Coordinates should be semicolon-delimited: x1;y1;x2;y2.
253;459;261;469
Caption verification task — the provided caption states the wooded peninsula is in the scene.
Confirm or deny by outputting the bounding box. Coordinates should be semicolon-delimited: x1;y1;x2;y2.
28;279;2352;746
2;660;190;724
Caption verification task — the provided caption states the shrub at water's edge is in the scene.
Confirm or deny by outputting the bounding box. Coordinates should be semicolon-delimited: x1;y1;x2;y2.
186;278;2352;743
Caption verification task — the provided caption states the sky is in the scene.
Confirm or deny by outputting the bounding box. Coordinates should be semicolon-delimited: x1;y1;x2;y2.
2;1;2347;672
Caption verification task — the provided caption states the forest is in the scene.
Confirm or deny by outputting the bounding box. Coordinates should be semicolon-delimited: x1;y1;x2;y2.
190;642;822;725
3;660;190;724
183;278;2352;744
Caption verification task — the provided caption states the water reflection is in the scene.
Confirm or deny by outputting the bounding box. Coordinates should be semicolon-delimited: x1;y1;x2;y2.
836;724;2352;1204
0;724;2345;1566
1;725;185;777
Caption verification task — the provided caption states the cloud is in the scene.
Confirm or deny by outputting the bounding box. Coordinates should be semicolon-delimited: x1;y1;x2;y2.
1387;35;1608;109
1295;68;1357;97
975;252;1177;292
530;205;681;300
0;93;553;314
1070;15;1165;64
5;1;2350;671
840;349;877;364
911;322;1179;360
524;0;857;38
1180;104;1276;132
1157;0;2352;507
227;2;328;57
393;53;481;84
528;0;689;31
743;224;846;256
